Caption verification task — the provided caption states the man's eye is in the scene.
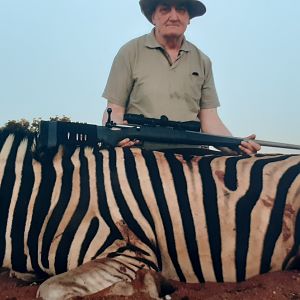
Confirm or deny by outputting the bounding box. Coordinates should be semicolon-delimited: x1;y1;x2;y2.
160;5;171;13
176;6;187;13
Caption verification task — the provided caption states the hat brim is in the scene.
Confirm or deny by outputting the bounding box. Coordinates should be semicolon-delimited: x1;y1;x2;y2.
139;0;206;24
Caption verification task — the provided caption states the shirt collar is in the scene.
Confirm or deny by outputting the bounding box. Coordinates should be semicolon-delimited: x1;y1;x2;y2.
145;28;191;52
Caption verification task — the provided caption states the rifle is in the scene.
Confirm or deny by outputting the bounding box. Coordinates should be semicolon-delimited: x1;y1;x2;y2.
38;110;300;151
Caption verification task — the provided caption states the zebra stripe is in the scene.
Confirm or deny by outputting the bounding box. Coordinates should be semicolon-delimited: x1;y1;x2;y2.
5;138;28;268
163;152;204;282
0;135;17;266
24;153;42;272
181;155;217;281
129;149;177;278
142;150;187;281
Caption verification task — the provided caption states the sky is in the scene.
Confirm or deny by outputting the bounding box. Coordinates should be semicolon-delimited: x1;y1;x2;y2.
0;0;299;153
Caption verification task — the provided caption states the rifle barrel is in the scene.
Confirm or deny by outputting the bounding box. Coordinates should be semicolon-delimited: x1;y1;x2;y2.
251;139;300;151
197;132;300;151
190;131;300;151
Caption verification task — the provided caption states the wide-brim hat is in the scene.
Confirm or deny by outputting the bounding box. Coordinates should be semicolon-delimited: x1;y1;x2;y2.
139;0;206;23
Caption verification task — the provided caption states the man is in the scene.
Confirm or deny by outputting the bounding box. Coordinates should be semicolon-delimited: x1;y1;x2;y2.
102;0;260;155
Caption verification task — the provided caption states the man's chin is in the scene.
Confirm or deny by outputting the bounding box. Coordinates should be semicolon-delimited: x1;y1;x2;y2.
162;32;183;39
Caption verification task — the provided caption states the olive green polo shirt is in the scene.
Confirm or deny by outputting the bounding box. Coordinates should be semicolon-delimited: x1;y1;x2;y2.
102;30;220;122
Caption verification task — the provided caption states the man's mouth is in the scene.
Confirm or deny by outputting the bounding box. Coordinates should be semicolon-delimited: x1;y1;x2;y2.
166;24;180;27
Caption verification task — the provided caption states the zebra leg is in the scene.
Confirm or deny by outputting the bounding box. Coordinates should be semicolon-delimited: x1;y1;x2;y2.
36;256;166;300
37;219;162;299
37;257;138;299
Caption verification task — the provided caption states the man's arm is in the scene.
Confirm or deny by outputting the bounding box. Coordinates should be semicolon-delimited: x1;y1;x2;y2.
199;107;232;136
198;108;261;154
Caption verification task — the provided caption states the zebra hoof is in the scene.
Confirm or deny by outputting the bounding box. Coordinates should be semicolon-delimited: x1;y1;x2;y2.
9;270;39;282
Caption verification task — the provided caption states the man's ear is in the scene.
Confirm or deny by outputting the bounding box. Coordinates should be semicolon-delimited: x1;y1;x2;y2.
152;14;156;25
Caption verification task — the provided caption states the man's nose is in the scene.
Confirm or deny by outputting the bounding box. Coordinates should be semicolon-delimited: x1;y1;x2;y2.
169;7;179;20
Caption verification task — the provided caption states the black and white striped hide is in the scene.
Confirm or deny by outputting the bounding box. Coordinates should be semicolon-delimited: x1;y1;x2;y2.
0;129;299;299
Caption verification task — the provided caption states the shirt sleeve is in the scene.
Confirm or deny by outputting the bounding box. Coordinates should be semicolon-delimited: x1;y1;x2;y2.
200;56;220;109
102;45;134;107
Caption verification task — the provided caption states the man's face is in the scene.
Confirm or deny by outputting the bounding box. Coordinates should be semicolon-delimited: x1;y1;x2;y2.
152;3;190;38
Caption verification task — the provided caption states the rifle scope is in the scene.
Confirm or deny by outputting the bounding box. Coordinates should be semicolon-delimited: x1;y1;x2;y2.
124;114;201;132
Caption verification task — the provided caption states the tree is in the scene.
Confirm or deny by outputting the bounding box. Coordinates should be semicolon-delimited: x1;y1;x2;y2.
1;116;71;133
3;119;30;131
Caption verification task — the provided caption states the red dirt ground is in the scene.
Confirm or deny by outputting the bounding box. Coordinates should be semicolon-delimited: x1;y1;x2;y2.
0;268;300;300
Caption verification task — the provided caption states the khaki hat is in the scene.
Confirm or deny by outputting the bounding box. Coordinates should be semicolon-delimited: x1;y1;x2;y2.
139;0;206;23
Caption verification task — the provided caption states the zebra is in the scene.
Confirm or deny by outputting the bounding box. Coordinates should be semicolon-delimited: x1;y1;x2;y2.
0;127;299;299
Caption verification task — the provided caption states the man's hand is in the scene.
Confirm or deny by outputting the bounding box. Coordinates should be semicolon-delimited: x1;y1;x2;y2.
239;134;261;155
117;120;143;147
118;138;141;148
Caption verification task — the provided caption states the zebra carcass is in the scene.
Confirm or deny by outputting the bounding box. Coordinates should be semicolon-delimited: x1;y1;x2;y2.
0;128;299;299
